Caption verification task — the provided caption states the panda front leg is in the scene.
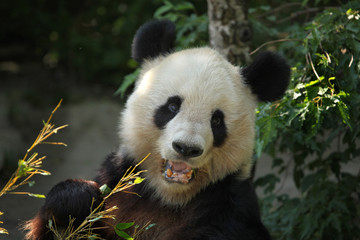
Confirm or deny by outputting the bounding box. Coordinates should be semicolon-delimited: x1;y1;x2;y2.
24;179;103;240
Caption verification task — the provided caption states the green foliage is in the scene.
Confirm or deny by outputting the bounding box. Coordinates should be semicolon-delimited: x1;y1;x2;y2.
115;222;135;240
154;0;208;48
114;69;141;98
114;221;156;240
253;1;360;239
116;1;208;97
1;0;163;86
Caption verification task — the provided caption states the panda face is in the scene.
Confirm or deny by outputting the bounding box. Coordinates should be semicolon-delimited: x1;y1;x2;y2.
155;96;228;185
120;47;256;205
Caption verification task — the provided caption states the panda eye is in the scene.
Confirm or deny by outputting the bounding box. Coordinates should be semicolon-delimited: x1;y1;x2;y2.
168;102;180;113
211;110;225;128
211;109;227;147
211;116;222;127
154;95;183;129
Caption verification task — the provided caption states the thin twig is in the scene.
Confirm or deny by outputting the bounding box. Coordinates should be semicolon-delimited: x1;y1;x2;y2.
0;99;66;197
250;39;302;55
349;55;354;67
306;52;321;80
0;100;67;235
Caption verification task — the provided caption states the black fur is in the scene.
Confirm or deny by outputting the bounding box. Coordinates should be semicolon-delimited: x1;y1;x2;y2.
154;95;182;129
182;176;271;240
26;154;271;240
102;157;270;240
24;179;102;240
24;154;133;240
132;19;176;64
242;51;290;102
94;152;134;189
99;156;271;240
45;179;101;227
211;109;227;147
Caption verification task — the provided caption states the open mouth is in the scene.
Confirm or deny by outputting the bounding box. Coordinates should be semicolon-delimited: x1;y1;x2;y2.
164;160;194;184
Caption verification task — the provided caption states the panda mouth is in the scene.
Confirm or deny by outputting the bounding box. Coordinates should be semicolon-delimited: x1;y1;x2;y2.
163;160;194;184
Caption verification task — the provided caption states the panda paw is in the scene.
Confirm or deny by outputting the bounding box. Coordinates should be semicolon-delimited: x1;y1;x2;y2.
24;179;102;240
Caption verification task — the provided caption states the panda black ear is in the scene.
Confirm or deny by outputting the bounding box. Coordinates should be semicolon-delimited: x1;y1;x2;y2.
242;51;290;102
132;20;176;64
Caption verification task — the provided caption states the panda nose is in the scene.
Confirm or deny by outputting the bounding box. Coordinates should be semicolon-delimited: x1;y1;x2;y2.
172;141;204;158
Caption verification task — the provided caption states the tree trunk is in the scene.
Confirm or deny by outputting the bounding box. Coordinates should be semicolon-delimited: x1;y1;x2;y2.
207;0;252;66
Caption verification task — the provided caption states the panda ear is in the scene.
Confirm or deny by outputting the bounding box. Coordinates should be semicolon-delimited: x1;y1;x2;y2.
242;51;290;102
131;20;176;64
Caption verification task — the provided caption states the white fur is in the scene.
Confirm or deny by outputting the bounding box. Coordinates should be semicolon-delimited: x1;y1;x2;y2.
119;47;257;206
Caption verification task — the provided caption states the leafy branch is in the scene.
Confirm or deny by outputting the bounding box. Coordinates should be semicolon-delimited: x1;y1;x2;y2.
0;99;68;235
48;155;150;240
253;2;360;239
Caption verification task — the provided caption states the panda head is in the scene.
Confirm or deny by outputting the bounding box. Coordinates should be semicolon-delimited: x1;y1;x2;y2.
120;20;290;206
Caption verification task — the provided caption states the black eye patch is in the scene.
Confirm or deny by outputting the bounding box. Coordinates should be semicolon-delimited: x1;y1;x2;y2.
154;96;182;129
211;110;227;147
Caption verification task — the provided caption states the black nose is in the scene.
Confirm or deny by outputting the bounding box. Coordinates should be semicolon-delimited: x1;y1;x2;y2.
172;141;203;158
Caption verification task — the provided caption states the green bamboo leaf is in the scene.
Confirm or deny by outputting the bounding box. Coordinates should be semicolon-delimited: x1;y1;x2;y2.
337;101;352;130
38;171;51;176
115;222;135;230
300;173;317;193
261;117;277;150
300;214;317;240
99;184;111;196
115;69;140;98
88;215;103;223
153;1;173;18
28;181;35;187
27;193;46;199
134;177;145;184
255;139;264;158
88;235;100;240
145;223;156;231
114;229;133;240
174;2;194;11
48;219;53;228
327;213;342;233
114;222;135;240
17;160;28;177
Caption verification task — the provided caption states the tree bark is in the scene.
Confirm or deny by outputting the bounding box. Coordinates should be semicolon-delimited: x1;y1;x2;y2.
207;0;252;66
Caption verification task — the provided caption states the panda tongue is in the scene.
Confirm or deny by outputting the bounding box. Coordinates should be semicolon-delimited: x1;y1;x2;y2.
171;161;191;172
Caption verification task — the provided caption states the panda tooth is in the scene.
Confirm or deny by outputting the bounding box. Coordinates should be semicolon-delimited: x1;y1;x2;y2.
163;160;195;184
164;161;173;179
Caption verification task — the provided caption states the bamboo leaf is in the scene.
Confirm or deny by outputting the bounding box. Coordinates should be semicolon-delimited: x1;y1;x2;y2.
0;227;9;235
115;222;135;231
88;215;103;222
27;193;46;199
17;160;28;177
114;229;133;240
337;101;352;130
134;177;145;184
145;223;156;231
99;184;111;196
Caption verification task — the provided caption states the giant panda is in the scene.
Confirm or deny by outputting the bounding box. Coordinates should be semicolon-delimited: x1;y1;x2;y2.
25;20;290;240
